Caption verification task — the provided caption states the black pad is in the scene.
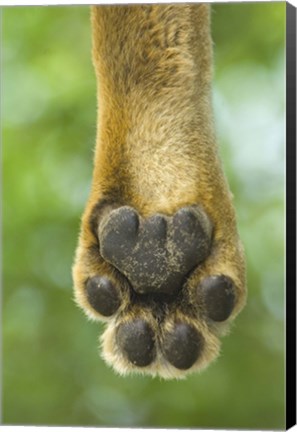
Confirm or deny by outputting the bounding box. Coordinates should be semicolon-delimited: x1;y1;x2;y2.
116;319;156;367
163;322;204;370
198;275;236;322
86;276;121;317
99;205;212;295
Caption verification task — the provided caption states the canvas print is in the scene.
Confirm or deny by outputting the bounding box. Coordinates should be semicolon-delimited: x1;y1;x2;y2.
2;2;288;429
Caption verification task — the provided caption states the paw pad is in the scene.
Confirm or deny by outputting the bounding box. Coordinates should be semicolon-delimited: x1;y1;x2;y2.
163;322;204;370
99;205;212;295
116;319;156;367
76;199;243;378
86;276;121;317
198;275;236;322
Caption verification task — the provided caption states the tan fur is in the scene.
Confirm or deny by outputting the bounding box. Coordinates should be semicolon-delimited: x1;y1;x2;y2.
72;4;247;379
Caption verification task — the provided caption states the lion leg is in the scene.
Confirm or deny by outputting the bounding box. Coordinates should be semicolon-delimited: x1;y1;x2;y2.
72;4;246;379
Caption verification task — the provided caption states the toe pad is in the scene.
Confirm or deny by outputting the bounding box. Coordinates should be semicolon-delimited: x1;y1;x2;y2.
116;319;156;367
86;276;121;317
163;322;204;370
198;275;236;322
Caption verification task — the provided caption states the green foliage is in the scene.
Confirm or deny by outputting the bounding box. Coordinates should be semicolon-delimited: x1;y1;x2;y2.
3;4;285;429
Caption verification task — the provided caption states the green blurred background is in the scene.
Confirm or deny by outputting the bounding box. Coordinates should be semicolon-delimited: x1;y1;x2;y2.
2;3;285;429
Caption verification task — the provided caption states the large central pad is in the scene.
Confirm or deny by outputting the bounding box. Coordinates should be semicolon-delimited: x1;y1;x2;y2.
99;205;212;295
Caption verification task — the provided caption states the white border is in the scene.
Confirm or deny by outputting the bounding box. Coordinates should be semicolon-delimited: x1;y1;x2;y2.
1;426;224;432
1;428;291;432
0;424;286;430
